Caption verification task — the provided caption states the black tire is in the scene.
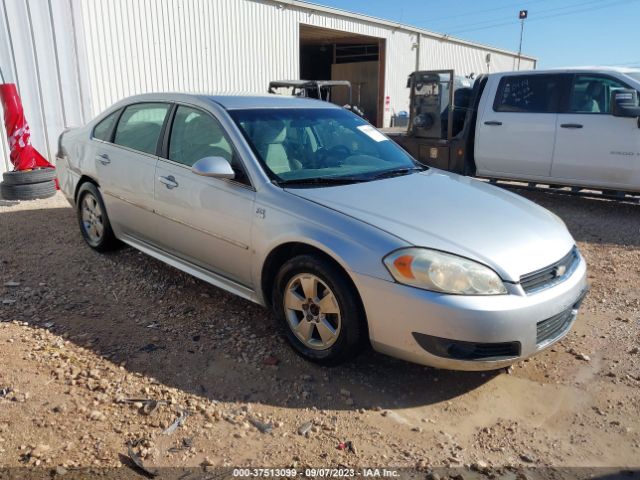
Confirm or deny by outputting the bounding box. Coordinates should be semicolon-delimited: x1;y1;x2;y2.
0;180;56;200
2;167;56;185
272;254;367;365
76;182;120;252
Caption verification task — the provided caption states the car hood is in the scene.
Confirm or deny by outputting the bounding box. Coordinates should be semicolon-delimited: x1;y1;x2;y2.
285;170;576;282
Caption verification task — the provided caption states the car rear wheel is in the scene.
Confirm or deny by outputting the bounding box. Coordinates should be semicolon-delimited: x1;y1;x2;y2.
272;254;367;365
76;182;119;252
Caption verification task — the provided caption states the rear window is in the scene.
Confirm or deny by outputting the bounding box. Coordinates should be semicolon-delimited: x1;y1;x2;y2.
494;75;562;113
92;110;120;141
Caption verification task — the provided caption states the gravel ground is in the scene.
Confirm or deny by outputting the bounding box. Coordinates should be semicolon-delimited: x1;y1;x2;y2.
0;190;639;479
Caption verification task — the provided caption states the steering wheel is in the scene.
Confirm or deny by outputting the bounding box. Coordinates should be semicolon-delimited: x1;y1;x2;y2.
317;145;351;167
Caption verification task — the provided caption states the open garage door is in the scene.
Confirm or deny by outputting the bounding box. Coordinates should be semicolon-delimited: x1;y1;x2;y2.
300;25;386;127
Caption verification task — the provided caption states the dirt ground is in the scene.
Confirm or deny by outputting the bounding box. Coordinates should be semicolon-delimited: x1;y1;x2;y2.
0;189;639;479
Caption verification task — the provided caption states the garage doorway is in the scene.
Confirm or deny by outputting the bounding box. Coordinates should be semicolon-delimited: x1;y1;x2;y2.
299;24;386;127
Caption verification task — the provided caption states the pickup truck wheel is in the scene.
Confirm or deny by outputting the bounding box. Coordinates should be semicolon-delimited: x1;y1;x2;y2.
76;183;119;252
272;254;366;365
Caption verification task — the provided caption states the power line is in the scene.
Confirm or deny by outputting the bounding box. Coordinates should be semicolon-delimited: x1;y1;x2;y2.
431;0;614;32
446;0;640;34
412;0;551;24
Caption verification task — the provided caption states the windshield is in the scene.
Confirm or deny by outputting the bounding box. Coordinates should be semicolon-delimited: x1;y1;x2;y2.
230;108;421;185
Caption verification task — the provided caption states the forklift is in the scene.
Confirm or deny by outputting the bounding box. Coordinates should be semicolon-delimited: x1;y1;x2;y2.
268;79;366;119
386;70;478;174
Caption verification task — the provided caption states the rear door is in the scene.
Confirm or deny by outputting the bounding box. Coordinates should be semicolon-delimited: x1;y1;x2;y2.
475;74;567;179
153;104;256;287
95;102;171;242
551;74;640;190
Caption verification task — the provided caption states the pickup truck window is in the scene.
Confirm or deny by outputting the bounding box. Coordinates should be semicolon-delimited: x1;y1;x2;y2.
568;75;636;114
494;75;562;113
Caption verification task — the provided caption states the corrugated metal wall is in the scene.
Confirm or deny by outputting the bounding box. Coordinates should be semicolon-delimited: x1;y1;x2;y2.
0;0;535;174
0;0;88;174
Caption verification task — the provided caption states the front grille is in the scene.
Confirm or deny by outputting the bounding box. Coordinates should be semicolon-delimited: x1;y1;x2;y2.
520;247;579;294
536;307;575;346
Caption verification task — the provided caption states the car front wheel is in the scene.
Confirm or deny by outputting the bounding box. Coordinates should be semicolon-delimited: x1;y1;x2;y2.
273;254;367;365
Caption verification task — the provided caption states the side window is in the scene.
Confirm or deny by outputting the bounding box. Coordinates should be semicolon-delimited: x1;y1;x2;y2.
168;106;250;185
113;103;170;155
92;110;120;141
568;75;632;114
494;75;562;113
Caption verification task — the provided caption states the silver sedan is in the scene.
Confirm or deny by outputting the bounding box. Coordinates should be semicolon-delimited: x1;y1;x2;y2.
56;93;588;370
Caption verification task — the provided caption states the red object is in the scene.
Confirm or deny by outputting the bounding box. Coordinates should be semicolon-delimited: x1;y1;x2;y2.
0;83;53;171
262;355;280;366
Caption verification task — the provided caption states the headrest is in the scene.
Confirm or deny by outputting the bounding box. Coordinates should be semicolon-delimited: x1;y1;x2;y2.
187;115;223;145
586;81;603;97
251;120;287;145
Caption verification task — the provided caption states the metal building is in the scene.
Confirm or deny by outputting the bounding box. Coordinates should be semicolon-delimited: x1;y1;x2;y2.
0;0;536;173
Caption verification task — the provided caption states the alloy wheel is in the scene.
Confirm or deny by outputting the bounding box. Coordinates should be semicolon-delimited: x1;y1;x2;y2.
283;273;342;350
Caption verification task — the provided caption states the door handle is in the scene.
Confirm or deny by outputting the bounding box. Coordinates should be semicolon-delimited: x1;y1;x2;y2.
159;175;179;189
484;121;502;126
96;153;110;165
560;123;583;129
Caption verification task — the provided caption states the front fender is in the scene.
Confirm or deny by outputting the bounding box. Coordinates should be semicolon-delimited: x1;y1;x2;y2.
251;188;407;304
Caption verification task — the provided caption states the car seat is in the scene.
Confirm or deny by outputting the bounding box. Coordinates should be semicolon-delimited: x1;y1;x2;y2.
251;120;302;174
585;81;604;113
178;115;232;166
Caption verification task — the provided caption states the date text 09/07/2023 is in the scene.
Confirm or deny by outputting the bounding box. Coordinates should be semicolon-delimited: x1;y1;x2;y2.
232;468;401;477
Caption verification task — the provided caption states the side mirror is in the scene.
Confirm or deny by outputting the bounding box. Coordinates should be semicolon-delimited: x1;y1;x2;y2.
191;156;235;179
611;89;640;118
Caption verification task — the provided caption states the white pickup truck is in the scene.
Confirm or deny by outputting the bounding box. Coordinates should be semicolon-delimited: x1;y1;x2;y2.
389;67;640;195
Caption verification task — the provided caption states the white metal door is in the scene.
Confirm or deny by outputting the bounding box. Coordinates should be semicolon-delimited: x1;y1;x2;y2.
475;74;564;179
551;74;640;190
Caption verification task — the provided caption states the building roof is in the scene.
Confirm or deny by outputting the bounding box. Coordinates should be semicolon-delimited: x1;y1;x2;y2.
269;0;538;61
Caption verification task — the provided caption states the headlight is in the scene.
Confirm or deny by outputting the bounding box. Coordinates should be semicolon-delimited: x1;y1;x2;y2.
383;248;507;295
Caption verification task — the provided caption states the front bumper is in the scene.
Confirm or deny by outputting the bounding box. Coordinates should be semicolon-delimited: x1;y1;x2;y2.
354;254;588;371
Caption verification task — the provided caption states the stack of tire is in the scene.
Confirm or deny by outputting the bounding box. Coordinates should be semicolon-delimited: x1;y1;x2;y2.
0;167;57;201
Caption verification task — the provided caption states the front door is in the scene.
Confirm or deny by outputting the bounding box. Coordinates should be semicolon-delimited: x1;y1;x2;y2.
153;105;256;287
551;74;640;190
475;74;566;179
94;102;171;242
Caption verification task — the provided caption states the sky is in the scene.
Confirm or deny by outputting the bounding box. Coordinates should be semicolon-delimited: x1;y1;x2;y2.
308;0;640;68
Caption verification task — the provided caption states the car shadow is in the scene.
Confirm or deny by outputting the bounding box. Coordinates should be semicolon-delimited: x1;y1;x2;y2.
0;204;496;411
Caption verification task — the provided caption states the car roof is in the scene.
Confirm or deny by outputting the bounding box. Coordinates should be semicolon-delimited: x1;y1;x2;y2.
496;66;640;75
110;92;340;111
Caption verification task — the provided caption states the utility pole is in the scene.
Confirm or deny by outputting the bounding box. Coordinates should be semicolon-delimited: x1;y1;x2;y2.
517;9;528;70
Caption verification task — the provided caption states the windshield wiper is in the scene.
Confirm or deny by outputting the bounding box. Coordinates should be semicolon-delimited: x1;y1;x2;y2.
279;176;368;187
368;166;426;180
